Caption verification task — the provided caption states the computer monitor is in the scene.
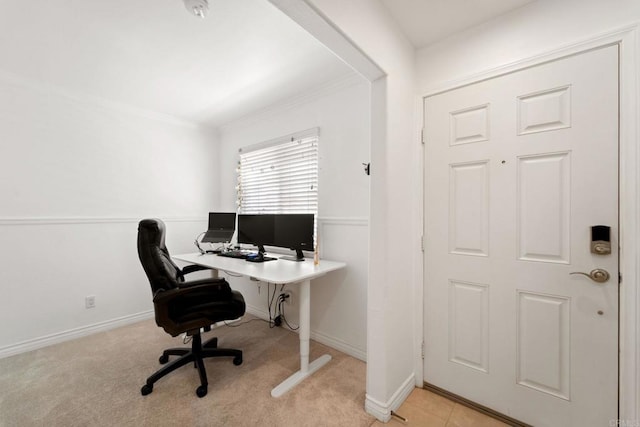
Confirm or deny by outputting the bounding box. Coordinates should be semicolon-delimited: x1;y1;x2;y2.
237;214;275;254
274;214;315;262
201;212;236;243
237;213;315;261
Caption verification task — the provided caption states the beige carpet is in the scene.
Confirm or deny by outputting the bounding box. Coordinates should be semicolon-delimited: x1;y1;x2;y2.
0;316;375;427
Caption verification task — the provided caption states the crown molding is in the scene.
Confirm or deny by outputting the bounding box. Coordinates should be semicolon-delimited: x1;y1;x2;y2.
219;71;366;132
0;68;213;131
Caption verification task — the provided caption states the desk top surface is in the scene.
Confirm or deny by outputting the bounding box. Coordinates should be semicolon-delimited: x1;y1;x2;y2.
173;252;346;284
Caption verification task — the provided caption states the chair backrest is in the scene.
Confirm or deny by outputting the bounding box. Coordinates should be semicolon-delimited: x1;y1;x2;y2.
137;219;184;294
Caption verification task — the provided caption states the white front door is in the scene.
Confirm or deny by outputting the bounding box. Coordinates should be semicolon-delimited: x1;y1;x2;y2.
423;45;619;426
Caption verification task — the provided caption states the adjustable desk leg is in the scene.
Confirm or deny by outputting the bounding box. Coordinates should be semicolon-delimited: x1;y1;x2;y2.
271;279;332;397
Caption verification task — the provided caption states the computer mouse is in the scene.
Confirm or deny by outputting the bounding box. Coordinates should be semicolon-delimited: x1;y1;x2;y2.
246;253;264;262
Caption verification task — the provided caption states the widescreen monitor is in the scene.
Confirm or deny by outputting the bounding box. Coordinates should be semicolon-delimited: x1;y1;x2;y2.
274;214;315;261
237;213;315;261
237;214;275;253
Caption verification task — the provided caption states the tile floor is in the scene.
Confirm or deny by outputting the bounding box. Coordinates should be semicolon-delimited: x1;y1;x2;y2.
372;388;510;427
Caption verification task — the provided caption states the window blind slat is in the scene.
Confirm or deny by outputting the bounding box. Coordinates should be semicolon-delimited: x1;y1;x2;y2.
241;169;319;181
241;179;317;187
239;142;318;161
241;146;317;164
238;135;319;219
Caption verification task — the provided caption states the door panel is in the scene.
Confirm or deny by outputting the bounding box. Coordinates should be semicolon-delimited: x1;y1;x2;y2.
423;45;619;426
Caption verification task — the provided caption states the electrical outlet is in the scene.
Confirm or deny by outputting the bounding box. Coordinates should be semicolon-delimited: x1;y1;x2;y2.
85;295;96;309
282;291;293;305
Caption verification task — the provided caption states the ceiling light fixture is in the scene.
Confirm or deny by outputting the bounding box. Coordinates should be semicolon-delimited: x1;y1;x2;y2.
184;0;209;18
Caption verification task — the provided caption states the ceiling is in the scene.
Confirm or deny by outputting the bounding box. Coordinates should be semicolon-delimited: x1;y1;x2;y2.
0;0;536;128
381;0;536;48
0;0;353;128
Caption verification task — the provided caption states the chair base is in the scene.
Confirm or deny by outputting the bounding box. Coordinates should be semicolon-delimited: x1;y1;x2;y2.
141;334;242;398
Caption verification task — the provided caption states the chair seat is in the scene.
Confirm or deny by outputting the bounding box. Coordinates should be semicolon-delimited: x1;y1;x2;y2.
163;290;245;334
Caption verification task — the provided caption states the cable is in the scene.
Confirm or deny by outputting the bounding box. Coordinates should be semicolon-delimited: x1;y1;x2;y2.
277;292;299;331
219;284;298;330
263;283;288;328
194;232;206;254
223;317;270;327
267;283;279;328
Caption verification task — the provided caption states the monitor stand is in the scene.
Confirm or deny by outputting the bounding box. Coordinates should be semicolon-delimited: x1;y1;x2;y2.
247;245;277;262
281;249;305;262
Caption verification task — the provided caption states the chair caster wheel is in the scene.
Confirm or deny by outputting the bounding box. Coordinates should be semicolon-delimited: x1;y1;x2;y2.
141;384;153;396
233;356;243;366
159;354;169;364
196;385;208;398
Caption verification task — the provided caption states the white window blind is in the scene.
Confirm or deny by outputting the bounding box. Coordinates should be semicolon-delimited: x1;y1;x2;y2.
237;129;319;215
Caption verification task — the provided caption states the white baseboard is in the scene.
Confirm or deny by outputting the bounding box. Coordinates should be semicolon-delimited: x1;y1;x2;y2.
311;329;366;362
245;304;272;322
365;373;416;422
0;310;154;359
244;305;367;361
3;303;368;364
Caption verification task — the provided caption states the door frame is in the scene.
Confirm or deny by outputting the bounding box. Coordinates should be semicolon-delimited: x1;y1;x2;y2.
418;24;640;421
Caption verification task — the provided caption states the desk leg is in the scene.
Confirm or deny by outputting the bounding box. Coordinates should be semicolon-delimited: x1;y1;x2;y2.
211;268;219;279
270;279;332;397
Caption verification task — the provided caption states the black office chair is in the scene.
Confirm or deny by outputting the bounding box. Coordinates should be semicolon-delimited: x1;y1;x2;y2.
137;218;245;398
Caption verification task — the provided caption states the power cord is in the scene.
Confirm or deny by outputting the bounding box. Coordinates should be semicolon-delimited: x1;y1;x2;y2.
223;317;270;327
267;283;283;328
220;282;298;330
267;284;298;331
194;232;206;254
276;291;298;330
194;233;230;254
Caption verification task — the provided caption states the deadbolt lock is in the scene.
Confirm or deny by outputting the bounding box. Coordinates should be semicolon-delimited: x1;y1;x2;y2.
591;226;612;255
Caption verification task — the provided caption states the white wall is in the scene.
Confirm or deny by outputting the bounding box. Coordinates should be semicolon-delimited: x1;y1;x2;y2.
295;0;420;419
216;74;370;359
268;0;640;421
0;71;219;356
416;0;640;91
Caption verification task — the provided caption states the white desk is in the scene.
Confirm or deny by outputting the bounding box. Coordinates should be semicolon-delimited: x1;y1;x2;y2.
172;252;346;397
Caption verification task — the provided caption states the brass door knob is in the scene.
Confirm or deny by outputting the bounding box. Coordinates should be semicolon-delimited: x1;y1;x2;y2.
570;269;610;283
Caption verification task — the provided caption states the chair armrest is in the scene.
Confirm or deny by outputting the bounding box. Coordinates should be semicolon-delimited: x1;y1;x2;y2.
153;279;231;304
181;264;212;276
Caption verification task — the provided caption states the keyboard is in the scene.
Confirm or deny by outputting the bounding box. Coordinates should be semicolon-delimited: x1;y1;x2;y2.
217;250;253;259
246;254;277;263
217;250;277;262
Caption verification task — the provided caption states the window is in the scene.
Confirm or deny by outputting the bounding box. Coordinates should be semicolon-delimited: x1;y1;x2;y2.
237;128;319;215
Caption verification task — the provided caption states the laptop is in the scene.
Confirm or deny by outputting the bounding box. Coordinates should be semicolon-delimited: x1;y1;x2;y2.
201;212;236;243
